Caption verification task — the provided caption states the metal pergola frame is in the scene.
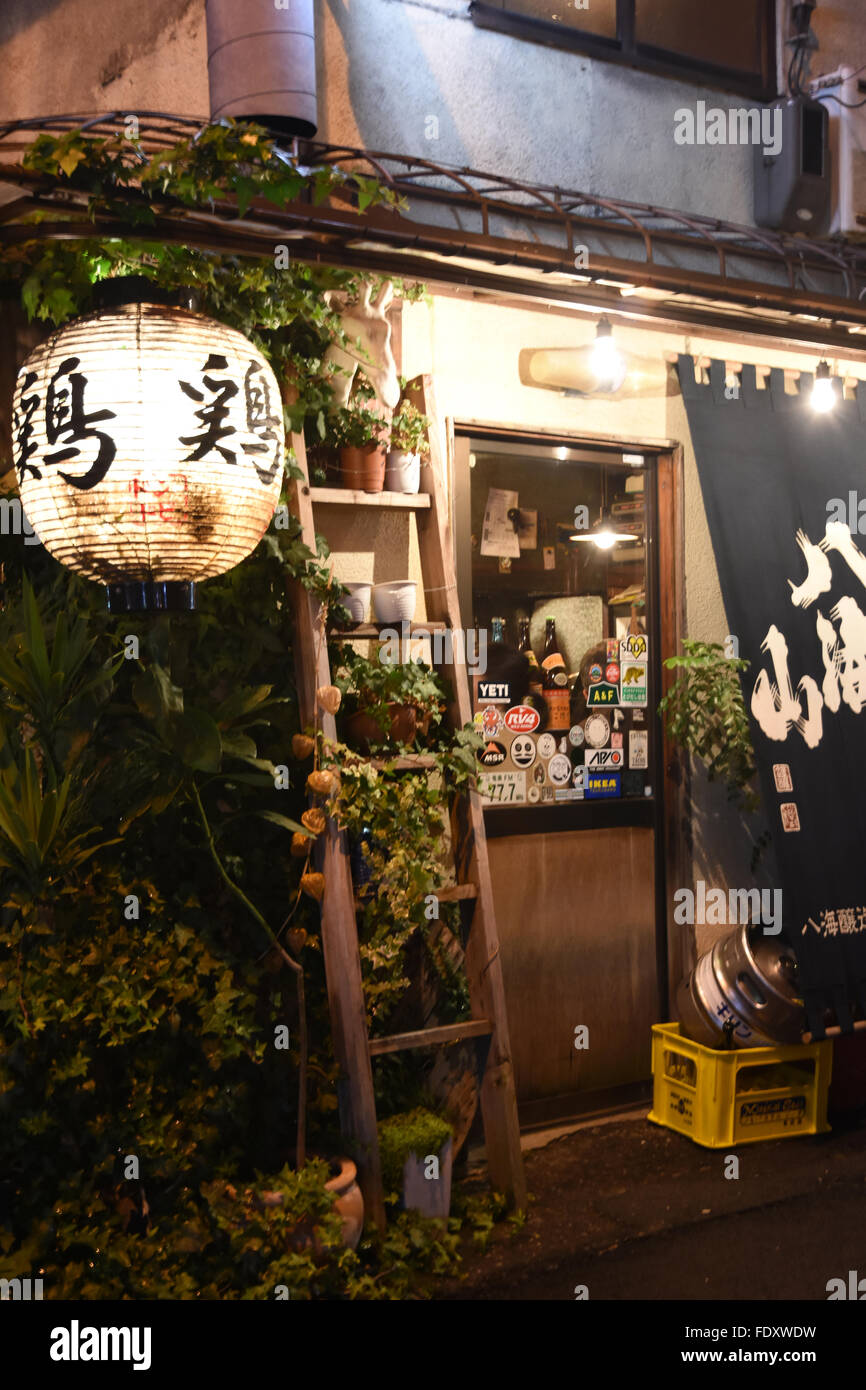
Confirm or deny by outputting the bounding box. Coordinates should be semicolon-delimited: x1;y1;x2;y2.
2;113;866;355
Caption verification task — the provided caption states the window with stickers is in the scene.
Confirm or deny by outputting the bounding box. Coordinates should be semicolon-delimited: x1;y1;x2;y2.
459;437;656;810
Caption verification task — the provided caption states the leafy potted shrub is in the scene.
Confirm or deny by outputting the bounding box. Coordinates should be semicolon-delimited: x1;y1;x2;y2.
334;651;446;753
329;375;389;492
385;399;430;494
379;1108;454;1219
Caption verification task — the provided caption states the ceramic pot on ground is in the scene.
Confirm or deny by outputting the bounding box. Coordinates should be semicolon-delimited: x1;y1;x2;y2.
372;580;417;623
342;582;371;623
345;704;417;753
260;1156;364;1252
340;444;386;492
401;1139;453;1220
385;449;421;494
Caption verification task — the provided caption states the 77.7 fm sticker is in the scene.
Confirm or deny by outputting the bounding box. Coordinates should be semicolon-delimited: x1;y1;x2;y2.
478;770;526;805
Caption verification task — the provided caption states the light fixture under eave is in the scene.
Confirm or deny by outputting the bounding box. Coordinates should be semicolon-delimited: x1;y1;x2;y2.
811;360;837;413
590;317;627;392
570;511;639;548
11;279;286;611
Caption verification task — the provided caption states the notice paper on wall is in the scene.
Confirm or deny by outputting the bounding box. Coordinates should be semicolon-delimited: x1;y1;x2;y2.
517;509;538;549
481;487;521;558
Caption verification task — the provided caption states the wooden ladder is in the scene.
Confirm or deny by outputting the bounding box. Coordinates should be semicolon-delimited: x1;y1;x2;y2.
287;374;526;1229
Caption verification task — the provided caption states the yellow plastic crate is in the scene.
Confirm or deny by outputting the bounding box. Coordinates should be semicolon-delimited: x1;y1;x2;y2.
647;1021;832;1148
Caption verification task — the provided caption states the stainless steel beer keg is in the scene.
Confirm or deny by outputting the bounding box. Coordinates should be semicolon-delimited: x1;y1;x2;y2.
676;924;805;1049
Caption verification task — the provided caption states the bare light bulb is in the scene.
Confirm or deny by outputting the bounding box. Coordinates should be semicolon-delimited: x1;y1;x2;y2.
811;361;836;413
591;318;626;391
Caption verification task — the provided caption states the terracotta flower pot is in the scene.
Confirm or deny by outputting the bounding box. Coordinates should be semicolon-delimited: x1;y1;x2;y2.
345;703;417;753
260;1157;364;1252
340;444;386;492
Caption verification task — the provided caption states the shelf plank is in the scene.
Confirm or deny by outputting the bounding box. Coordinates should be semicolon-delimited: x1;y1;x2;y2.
368;753;438;771
330;620;448;640
368;1018;494;1056
310;487;431;509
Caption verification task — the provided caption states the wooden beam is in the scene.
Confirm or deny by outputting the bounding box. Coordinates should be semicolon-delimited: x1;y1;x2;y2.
368;1019;493;1056
285;429;386;1231
409;373;527;1209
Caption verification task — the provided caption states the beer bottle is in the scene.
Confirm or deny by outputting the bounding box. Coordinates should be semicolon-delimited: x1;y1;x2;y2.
541;616;570;729
518;617;543;697
491;616;506;645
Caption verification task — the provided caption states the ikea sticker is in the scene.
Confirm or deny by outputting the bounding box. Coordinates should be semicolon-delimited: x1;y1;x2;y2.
585;771;621;799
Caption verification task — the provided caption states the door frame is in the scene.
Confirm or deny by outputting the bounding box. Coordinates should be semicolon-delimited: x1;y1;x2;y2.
448;418;688;1026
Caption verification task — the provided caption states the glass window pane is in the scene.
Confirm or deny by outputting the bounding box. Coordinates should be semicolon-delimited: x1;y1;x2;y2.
635;0;766;73
502;0;617;39
469;442;653;808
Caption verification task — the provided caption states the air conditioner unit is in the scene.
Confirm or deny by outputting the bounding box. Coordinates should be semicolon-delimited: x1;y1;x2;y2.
814;67;866;240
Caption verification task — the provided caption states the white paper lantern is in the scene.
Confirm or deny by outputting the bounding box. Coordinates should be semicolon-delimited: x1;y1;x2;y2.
11;299;285;608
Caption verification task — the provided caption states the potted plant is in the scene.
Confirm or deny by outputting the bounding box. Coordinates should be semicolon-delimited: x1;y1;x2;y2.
328;374;389;492
378;1108;454;1219
385;399;431;493
334;651;446;753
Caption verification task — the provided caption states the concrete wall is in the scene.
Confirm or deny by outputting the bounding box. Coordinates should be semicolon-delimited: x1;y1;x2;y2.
0;1;859;226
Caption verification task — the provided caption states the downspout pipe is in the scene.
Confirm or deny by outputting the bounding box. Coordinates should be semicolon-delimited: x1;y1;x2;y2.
205;0;318;138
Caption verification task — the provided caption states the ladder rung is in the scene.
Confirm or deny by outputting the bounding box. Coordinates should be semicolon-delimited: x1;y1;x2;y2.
330;621;448;640
310;487;432;510
368;1019;494;1056
368;753;437;771
434;883;479;903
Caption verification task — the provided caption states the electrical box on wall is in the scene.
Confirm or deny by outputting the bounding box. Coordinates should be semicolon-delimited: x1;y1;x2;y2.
814;68;866;241
753;99;831;234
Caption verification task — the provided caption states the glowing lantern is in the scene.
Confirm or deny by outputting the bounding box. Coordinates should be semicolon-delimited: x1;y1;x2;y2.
11;288;285;609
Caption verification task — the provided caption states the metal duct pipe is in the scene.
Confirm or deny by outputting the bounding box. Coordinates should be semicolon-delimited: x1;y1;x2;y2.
205;0;317;138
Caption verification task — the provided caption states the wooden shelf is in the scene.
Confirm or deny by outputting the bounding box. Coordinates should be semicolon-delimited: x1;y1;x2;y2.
310;487;431;509
330;620;448;640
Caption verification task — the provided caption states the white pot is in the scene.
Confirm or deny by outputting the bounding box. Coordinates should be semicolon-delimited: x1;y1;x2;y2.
342;582;371;623
373;581;417;623
385;450;421;494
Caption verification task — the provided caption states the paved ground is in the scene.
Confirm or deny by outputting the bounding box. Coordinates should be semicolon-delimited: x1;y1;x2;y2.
438;1107;866;1301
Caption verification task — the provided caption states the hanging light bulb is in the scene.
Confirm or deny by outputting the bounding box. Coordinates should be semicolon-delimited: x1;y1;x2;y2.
590;317;626;392
811;360;837;413
571;509;637;548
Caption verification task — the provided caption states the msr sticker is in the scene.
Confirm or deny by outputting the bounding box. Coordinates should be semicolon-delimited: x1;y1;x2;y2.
773;764;793;793
478;740;507;768
629;729;648;769
780;802;801;832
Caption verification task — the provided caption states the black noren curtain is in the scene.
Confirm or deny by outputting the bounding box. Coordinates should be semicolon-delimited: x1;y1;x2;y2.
678;354;866;1038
